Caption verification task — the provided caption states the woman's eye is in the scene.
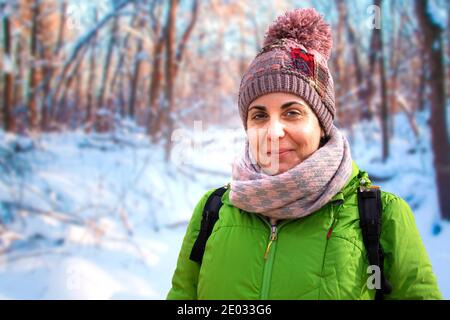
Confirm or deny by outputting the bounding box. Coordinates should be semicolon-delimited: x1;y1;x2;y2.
251;113;268;120
285;110;302;118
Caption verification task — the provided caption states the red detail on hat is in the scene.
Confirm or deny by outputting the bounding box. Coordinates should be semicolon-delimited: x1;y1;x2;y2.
290;48;315;78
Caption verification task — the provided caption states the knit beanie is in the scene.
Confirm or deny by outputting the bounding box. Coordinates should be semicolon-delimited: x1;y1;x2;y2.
238;8;335;136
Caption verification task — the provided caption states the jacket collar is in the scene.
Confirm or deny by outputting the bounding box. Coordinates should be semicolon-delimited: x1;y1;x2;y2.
330;161;366;205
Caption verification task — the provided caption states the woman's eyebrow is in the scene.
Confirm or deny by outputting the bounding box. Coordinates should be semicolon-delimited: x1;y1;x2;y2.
280;101;307;109
249;101;307;112
248;105;267;112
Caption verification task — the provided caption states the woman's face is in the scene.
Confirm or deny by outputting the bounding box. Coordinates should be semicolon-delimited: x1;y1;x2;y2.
246;92;324;175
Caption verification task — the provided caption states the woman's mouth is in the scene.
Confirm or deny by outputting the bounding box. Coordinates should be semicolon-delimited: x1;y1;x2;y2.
267;149;294;157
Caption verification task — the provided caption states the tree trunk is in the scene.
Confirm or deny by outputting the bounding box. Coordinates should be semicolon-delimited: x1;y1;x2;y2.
40;48;54;131
334;0;347;126
151;0;199;144
162;0;199;160
58;46;87;125
147;0;164;138
448;1;450;100
110;25;134;109
365;13;380;122
379;8;389;162
27;0;40;132
417;48;427;111
388;0;401;137
148;32;165;138
85;8;98;132
174;0;199;77
347;17;366;120
163;0;177;161
129;5;145;119
41;0;66;131
96;16;118;110
94;12;119;132
12;34;23;122
372;0;390;162
74;63;83;129
2;9;15;132
118;68;126;118
129;39;143;118
416;0;450;220
366;0;390;161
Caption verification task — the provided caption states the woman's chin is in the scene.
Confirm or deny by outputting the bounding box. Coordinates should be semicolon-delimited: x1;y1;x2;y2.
275;164;295;175
260;161;298;175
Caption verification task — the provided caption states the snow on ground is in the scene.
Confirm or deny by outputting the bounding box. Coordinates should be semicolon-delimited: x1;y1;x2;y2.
0;111;449;299
0;120;236;299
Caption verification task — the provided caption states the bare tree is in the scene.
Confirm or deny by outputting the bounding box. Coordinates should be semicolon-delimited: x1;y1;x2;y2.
26;0;40;131
128;2;145;118
163;0;199;160
96;5;119;115
174;0;199;77
333;0;348;126
377;0;389;162
162;0;177;159
2;1;15;131
57;45;87;125
148;0;165;138
416;0;450;220
49;0;131;126
85;8;98;132
150;0;199;159
365;0;389;161
12;47;22;127
41;0;66;130
109;6;138;116
345;6;368;122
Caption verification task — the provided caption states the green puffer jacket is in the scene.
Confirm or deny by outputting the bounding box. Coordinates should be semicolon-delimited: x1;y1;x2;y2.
167;162;442;300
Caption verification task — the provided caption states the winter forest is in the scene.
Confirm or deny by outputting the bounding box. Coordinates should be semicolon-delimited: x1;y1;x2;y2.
0;0;449;299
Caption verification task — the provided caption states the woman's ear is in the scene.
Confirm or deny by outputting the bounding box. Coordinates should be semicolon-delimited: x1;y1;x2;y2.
320;129;325;139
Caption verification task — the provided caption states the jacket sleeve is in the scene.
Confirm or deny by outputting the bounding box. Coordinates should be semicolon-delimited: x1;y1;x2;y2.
166;190;213;300
381;195;442;300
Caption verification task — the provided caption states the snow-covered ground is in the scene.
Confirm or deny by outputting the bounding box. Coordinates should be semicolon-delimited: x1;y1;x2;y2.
0;112;449;299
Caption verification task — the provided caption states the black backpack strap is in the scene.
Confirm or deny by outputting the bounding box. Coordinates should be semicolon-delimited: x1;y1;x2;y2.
189;186;227;263
357;184;392;300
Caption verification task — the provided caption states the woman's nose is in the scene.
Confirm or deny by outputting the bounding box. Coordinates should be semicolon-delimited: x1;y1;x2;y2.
267;119;285;139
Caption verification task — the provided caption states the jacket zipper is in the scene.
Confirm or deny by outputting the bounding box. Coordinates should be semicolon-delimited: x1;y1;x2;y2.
261;220;277;299
264;224;277;260
257;205;339;299
258;216;294;300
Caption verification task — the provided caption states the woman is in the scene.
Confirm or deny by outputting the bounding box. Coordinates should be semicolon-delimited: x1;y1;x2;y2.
167;8;441;300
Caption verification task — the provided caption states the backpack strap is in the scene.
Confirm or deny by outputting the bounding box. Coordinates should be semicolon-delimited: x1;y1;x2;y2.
357;183;392;300
189;186;227;263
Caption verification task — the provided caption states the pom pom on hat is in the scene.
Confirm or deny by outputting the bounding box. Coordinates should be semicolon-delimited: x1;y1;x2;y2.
263;8;333;60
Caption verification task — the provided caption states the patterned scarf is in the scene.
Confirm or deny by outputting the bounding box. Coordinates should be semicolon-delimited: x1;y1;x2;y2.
229;125;353;220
